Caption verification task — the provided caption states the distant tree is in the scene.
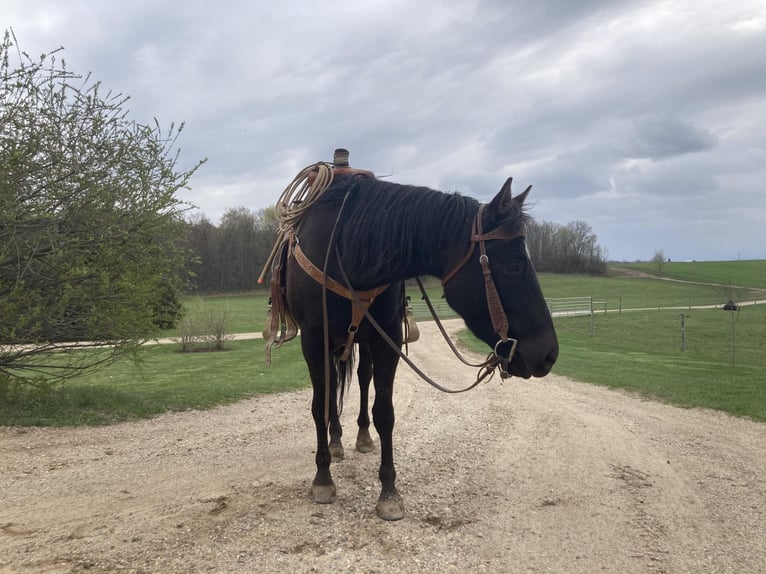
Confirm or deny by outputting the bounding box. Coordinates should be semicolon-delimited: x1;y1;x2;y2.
187;210;609;289
652;249;666;273
183;214;222;293
219;207;260;291
0;30;204;387
184;205;278;293
527;219;607;274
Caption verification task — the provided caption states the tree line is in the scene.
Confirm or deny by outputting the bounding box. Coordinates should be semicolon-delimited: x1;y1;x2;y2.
526;220;607;275
182;207;278;293
181;209;608;294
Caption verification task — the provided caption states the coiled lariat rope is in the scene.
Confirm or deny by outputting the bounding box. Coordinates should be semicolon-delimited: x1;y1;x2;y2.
257;161;336;284
257;159;348;429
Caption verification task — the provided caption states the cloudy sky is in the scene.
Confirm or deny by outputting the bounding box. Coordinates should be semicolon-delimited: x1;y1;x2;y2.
5;0;766;261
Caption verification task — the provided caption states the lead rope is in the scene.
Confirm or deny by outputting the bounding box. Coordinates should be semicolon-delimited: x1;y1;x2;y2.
321;190;353;427
414;277;499;369
335;247;500;393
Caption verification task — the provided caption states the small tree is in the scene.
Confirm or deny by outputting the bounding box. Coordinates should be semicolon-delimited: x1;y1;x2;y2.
0;30;204;388
176;300;233;352
651;249;666;274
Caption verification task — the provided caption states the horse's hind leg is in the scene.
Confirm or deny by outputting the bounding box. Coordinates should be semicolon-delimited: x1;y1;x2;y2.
371;342;404;520
355;344;374;453
302;333;337;504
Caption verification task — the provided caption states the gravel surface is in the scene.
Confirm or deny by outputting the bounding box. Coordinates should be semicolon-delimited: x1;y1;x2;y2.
2;321;765;573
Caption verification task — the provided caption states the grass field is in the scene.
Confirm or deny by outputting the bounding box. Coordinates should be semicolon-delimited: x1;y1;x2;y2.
168;263;766;337
615;259;766;290
0;339;309;427
457;302;766;422
3;260;765;426
537;272;761;311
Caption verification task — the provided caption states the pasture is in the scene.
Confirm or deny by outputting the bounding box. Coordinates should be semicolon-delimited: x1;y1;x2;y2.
460;303;766;421
615;259;766;289
2;260;765;426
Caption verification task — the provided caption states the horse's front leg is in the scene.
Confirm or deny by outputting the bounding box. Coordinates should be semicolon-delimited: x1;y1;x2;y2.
356;344;375;453
303;333;337;504
371;342;404;520
328;385;344;461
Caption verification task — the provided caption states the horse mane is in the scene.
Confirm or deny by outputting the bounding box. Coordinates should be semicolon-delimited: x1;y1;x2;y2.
325;175;480;283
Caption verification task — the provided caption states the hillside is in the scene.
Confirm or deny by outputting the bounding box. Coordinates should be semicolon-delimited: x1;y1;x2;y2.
610;260;766;290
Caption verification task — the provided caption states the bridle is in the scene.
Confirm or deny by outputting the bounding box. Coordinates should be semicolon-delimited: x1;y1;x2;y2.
441;204;526;378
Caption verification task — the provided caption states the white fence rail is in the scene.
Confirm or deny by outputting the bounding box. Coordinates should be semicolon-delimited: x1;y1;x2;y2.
546;296;594;317
409;296;598;321
409;298;459;320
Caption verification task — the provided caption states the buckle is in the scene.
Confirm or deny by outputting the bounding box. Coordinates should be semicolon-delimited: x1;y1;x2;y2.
494;338;518;379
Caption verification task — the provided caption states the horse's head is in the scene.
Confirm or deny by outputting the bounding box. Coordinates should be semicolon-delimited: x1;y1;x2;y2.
443;177;558;378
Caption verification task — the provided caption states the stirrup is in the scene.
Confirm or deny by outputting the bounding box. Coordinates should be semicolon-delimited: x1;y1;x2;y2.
404;305;419;343
262;303;273;340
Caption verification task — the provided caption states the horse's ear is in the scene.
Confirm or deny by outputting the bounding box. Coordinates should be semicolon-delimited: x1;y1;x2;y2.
514;184;532;206
487;177;515;218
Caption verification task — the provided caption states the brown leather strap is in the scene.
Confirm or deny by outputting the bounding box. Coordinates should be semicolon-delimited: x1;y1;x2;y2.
292;237;389;359
442;207;525;285
265;238;292;365
293;240;357;300
475;206;510;342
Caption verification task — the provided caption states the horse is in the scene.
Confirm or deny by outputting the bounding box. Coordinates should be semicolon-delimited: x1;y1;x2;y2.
282;172;558;520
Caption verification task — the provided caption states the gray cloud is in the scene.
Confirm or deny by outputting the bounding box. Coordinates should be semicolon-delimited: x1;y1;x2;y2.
4;0;766;261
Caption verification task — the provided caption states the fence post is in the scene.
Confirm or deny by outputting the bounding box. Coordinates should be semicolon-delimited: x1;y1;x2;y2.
619;296;622;314
590;297;594;337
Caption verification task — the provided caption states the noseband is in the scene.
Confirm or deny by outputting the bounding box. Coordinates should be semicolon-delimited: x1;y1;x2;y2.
442;204;525;377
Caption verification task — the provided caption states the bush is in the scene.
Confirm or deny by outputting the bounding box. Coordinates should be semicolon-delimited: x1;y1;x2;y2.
176;301;233;352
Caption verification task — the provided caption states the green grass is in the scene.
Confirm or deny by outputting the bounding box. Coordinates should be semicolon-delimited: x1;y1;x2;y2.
0;338;309;426
156;291;271;338
537;272;760;310
459;303;766;421
615;259;766;289
4;260;766;427
166;262;766;339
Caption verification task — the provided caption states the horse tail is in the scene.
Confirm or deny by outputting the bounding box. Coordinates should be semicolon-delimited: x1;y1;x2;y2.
334;345;356;417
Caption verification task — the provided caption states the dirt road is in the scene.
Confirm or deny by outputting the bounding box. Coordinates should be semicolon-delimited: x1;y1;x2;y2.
2;321;765;573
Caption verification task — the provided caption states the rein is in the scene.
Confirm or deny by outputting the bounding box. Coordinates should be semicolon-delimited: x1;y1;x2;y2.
335;248;499;393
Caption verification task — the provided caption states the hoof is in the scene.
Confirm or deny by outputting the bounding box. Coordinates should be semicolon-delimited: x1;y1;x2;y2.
376;491;405;521
329;442;345;461
311;483;337;504
355;430;374;453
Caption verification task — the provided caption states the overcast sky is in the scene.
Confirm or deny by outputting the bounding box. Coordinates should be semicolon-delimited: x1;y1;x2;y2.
5;0;766;261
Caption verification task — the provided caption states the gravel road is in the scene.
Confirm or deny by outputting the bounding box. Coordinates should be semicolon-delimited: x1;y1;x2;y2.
2;321;765;573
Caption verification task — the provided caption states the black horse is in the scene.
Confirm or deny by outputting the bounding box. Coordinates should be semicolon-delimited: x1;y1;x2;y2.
284;173;558;520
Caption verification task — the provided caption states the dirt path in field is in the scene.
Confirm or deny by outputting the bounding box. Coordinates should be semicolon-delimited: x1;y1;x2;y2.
610;266;766;295
2;320;765;573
